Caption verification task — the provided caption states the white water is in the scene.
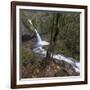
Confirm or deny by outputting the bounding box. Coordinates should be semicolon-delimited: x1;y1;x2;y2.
34;29;49;46
28;19;33;25
28;19;49;47
33;46;47;57
28;19;80;73
53;54;80;73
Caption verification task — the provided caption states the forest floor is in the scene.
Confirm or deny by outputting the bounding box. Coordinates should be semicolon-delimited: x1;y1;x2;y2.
21;57;79;78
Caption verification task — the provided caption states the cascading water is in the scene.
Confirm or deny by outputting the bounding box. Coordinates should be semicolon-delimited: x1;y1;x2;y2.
34;29;49;46
28;19;80;73
53;54;80;73
28;19;49;56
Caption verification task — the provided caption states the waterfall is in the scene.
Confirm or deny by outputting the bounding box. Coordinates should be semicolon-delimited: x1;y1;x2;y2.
28;19;49;46
34;29;42;43
28;19;33;25
28;19;80;73
53;54;80;73
28;19;49;56
33;28;49;56
34;29;49;46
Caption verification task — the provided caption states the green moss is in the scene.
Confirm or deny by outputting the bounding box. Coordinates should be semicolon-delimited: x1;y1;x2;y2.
21;47;34;65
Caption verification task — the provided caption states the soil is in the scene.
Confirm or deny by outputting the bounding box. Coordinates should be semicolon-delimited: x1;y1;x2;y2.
21;58;79;78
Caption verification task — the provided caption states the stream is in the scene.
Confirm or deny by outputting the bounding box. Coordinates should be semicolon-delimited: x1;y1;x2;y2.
28;19;80;73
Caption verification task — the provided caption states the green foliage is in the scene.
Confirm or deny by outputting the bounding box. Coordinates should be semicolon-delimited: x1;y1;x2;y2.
57;13;80;60
20;10;80;78
21;47;34;65
20;10;80;61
